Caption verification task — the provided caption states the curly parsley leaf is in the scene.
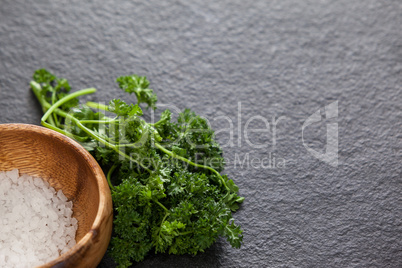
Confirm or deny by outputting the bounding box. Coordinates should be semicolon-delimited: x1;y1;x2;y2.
30;69;244;268
108;99;143;117
116;75;157;110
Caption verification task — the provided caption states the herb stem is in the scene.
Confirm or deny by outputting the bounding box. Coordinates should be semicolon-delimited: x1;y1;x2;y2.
86;101;109;111
154;143;229;191
41;88;97;123
39;87;152;172
30;81;58;126
79;119;117;124
155;200;169;213
178;231;192;236
107;164;118;190
51;91;60;126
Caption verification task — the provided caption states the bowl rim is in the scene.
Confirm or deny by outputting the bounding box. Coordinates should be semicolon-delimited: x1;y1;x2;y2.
0;123;113;267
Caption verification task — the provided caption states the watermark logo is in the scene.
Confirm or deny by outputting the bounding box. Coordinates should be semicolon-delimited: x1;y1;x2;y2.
302;101;338;167
64;100;339;170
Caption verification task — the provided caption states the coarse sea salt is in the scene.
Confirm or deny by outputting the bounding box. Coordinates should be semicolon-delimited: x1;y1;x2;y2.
0;169;78;268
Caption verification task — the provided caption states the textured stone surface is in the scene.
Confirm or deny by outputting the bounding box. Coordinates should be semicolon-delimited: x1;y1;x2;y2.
0;0;401;267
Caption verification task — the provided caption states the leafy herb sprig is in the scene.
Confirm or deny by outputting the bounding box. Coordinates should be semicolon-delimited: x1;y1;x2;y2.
30;69;244;267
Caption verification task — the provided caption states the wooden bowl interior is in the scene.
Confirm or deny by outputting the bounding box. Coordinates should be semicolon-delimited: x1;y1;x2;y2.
0;126;99;241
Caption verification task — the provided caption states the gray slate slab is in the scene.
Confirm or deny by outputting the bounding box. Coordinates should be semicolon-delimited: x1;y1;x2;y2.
0;0;401;267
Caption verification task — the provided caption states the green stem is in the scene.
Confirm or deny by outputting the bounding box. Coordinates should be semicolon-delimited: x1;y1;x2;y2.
30;81;57;126
149;118;167;127
38;87;152;172
86;101;109;111
51;91;60;126
134;92;140;106
178;230;193;236
70;118;151;171
39;88;108;143
40;88;98;140
154;143;229;191
107;164;118;190
79;119;117;124
31;81;48;114
114;127;149;149
51;90;57;105
115;143;143;148
41;88;97;123
30;89;87;142
74;121;151;171
155;200;169;213
158;211;170;239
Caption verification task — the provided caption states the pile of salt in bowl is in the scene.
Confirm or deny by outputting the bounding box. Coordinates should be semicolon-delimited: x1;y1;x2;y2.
0;169;78;267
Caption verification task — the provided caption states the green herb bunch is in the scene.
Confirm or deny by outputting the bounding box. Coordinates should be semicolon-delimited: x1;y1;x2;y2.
30;69;244;267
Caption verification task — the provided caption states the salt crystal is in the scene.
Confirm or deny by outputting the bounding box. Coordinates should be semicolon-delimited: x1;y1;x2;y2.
71;217;78;226
57;189;68;202
65;201;73;209
0;169;78;267
8;254;19;264
29;217;39;230
64;208;73;218
5;169;19;183
33;177;43;187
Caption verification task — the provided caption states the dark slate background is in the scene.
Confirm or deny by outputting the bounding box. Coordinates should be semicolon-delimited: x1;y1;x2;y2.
0;0;401;267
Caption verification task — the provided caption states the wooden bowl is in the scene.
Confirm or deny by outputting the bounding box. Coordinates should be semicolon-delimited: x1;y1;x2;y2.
0;124;113;268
